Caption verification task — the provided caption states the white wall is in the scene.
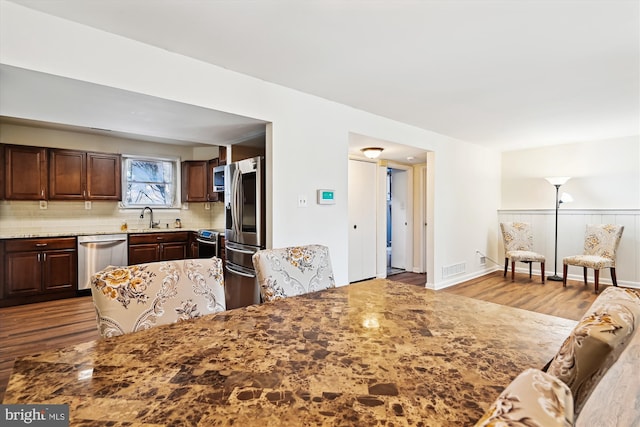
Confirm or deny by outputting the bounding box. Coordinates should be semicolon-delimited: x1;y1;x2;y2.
0;2;502;287
502;137;640;210
432;140;502;287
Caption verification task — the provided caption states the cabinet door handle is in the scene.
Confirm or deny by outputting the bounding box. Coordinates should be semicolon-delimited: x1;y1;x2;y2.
35;243;47;247
37;253;40;262
43;253;47;262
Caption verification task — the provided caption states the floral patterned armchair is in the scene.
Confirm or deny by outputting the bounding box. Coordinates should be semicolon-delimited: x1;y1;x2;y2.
500;222;546;283
90;257;225;338
475;368;574;427
252;244;336;302
563;224;624;293
545;286;640;415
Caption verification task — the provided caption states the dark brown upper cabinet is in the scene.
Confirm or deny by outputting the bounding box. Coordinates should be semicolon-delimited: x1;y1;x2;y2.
0;144;5;200
86;152;121;200
49;149;121;200
181;160;209;202
4;144;48;200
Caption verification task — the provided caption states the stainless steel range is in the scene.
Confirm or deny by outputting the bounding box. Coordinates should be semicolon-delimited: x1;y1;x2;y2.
196;229;219;258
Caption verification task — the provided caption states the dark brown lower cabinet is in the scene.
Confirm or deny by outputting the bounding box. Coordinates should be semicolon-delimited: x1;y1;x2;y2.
1;237;77;307
128;232;190;265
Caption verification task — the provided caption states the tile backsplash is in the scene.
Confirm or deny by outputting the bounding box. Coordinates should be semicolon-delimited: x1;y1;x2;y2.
0;200;225;237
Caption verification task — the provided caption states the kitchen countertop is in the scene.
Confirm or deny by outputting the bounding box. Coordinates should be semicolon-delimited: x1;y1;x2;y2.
0;228;200;240
3;279;576;426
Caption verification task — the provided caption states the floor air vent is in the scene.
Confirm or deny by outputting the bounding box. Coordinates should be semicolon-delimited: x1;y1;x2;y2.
442;262;466;278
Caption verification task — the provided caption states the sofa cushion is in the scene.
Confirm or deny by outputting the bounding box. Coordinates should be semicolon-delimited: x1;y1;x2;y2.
475;368;573;427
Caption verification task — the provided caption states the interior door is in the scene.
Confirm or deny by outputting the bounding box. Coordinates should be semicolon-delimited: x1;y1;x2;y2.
348;159;377;282
390;169;408;270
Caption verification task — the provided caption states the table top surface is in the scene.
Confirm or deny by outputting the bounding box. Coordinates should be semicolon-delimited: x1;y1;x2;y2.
3;279;576;426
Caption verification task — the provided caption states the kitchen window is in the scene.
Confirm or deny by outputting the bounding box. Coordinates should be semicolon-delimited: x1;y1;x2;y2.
122;156;178;208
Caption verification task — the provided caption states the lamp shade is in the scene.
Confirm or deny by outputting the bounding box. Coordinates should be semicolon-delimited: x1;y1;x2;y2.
560;192;574;203
361;147;383;159
545;176;570;186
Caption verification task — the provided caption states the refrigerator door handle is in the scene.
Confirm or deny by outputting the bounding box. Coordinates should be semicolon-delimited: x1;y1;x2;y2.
231;167;242;237
227;246;256;255
226;263;256;278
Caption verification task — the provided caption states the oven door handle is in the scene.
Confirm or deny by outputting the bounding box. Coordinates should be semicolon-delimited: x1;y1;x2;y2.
196;238;217;245
225;263;256;278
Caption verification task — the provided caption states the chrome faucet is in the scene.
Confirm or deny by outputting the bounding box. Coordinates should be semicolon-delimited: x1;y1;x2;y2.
140;206;159;229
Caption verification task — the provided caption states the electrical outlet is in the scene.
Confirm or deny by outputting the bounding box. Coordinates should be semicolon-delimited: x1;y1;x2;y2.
39;200;48;210
480;256;486;265
297;194;308;208
84;201;92;210
204;202;210;210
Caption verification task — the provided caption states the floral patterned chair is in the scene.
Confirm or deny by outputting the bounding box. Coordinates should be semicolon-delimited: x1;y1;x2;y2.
544;286;640;415
252;244;336;302
475;368;574;427
562;224;624;293
500;222;546;283
90;257;225;338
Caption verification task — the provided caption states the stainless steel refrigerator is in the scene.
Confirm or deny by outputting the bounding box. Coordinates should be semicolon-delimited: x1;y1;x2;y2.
224;156;265;309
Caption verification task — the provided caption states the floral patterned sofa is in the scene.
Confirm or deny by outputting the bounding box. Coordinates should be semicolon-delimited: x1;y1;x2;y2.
90;257;225;338
545;286;640;415
475;368;574;427
252;244;336;302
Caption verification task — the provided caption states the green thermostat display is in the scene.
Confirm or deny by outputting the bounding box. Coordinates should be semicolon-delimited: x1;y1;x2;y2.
317;189;335;205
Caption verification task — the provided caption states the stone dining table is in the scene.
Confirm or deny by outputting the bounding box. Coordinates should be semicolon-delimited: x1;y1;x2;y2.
3;279;576;426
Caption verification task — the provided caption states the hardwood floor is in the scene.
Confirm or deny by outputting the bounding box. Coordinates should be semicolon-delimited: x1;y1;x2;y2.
0;271;605;402
390;270;601;321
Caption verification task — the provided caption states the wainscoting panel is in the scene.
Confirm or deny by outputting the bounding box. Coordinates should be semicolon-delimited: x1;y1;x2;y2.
498;210;639;288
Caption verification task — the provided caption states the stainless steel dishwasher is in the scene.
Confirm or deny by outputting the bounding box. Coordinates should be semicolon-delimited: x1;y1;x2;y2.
77;234;128;291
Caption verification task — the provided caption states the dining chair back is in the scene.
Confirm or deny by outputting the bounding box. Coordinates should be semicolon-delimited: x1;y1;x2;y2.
500;222;546;283
90;257;225;338
252;244;336;302
562;224;624;293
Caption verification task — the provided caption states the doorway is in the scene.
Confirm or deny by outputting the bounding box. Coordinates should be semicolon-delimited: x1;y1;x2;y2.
387;168;408;276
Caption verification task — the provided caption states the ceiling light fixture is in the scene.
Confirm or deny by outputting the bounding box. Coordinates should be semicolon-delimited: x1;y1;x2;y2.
361;147;384;159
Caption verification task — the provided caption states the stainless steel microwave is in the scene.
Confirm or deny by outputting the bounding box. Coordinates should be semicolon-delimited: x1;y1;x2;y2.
213;165;225;192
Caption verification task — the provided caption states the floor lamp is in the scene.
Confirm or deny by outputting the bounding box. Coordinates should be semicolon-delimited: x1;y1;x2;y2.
545;176;572;281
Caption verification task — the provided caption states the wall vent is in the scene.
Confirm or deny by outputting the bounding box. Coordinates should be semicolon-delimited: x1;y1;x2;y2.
442;262;466;278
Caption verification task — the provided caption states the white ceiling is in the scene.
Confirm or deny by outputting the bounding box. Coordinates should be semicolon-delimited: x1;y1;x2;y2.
1;0;639;160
